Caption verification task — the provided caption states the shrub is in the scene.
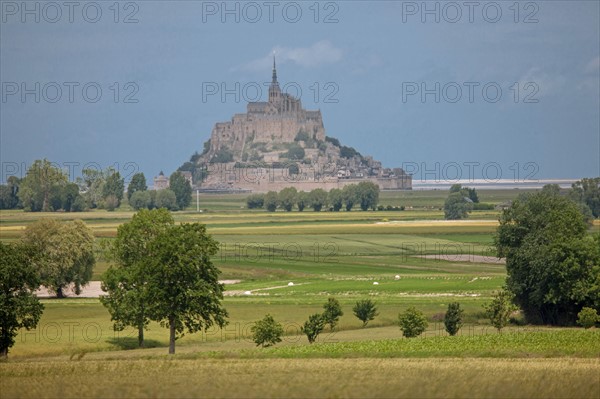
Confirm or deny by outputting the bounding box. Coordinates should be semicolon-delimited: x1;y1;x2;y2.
484;289;517;332
129;191;151;210
340;145;360;159
328;189;343;212
302;313;325;344
322;297;344;331
295;131;310;142
283;143;305;160
288;163;299;175
278;187;298;212
104;195;119;211
308;189;328;212
71;195;86;212
325;136;340;147
210;146;234;163
444;192;472;220
444;302;464;336
246;194;265;209
473;203;495;210
297;191;308;212
251;314;284;347
398;307;428;338
264;191;278;212
353;299;378;327
154;189;178;210
577;307;599;329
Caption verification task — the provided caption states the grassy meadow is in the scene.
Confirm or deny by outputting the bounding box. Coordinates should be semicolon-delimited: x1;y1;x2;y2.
1;188;599;398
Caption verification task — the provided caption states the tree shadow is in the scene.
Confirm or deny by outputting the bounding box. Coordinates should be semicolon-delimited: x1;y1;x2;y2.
106;337;166;350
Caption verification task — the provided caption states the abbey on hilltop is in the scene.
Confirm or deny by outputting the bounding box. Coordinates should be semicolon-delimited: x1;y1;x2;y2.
178;57;412;192
204;58;326;161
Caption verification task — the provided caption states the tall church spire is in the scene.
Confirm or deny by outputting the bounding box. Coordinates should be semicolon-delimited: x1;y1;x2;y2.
269;52;281;104
272;54;278;84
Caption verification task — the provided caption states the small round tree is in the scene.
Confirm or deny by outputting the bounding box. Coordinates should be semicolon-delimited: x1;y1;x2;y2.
398;307;428;338
577;307;599;329
444;302;464;336
251;314;284;347
353;299;379;327
322;297;344;331
484;289;517;332
264;191;278;212
301;313;325;344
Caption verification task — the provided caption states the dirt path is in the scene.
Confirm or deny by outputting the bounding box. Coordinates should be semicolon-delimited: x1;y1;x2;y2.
224;283;308;296
415;254;505;264
35;280;242;298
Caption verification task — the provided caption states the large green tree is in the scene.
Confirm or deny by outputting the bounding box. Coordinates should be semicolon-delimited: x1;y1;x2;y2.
21;219;95;298
169;172;192;210
0;242;44;358
495;191;600;325
146;223;228;354
570;177;600;218
101;209;174;347
49;182;82;212
328;189;343;212
18;159;68;211
444;192;472;220
62;182;82;211
264;191;278;212
129;191;152;211
356;181;379;211
127;173;147;201
0;176;20;209
77;168;105;209
342;184;358;211
154;189;178;210
278;187;297;212
297;191;309;211
309;189;328;212
103;170;125;208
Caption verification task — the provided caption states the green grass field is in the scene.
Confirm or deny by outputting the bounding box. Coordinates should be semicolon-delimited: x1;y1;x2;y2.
1;189;598;398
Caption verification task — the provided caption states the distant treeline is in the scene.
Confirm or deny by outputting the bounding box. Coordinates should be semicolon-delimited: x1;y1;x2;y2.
246;182;380;212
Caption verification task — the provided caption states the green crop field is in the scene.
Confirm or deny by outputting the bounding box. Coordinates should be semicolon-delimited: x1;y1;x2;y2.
1;189;599;398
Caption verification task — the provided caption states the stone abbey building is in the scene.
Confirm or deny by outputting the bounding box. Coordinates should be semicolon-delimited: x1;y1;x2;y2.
204;58;326;160
193;58;412;192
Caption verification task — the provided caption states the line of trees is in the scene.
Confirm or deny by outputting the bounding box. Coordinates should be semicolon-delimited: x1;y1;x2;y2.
251;300;479;346
246;182;380;212
128;172;192;211
0;161;194;213
443;179;600;221
0;160;125;212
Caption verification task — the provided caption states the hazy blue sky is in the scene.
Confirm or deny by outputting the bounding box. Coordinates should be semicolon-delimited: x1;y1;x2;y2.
1;1;599;184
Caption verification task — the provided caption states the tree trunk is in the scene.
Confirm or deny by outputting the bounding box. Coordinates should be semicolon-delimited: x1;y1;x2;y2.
42;189;49;212
138;324;144;348
0;347;8;358
56;286;64;299
168;316;176;355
